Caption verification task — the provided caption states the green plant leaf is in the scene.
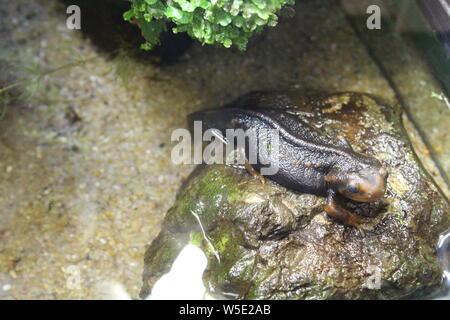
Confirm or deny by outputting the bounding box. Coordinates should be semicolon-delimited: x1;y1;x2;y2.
125;0;295;50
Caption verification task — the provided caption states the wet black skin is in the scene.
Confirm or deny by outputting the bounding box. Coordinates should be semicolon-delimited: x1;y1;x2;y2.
188;107;388;228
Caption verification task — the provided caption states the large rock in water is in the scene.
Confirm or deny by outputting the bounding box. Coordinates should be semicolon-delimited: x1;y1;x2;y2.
140;92;450;299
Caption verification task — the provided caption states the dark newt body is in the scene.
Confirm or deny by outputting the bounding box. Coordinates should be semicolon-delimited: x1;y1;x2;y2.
188;105;387;228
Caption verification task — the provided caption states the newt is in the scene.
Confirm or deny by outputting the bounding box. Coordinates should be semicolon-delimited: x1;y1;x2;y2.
188;93;388;229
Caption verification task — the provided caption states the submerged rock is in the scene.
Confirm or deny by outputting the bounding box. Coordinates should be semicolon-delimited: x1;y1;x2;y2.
140;92;450;299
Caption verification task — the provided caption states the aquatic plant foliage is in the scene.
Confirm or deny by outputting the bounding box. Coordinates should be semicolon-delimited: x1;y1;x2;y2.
124;0;295;50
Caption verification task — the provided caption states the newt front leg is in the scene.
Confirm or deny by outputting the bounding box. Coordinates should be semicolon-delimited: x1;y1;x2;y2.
244;160;266;184
324;190;364;233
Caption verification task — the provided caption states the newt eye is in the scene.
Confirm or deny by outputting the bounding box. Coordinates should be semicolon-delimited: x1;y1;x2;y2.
346;185;359;193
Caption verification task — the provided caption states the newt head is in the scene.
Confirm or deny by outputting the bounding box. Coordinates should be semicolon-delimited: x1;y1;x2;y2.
326;162;388;202
338;165;387;202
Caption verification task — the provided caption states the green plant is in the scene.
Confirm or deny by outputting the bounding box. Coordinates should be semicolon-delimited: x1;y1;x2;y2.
124;0;295;50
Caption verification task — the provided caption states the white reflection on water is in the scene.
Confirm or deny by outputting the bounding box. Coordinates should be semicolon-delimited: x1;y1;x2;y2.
433;228;450;300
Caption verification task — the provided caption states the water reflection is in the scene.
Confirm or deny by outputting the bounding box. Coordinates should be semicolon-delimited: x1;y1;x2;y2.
432;228;450;299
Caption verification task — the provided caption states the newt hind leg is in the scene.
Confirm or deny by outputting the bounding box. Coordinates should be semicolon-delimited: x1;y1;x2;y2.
325;190;365;235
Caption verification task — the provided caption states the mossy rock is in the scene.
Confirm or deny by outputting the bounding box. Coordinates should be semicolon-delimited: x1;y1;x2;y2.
141;92;449;299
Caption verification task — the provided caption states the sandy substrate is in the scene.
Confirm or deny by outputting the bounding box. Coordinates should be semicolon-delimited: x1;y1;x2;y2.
0;0;448;299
